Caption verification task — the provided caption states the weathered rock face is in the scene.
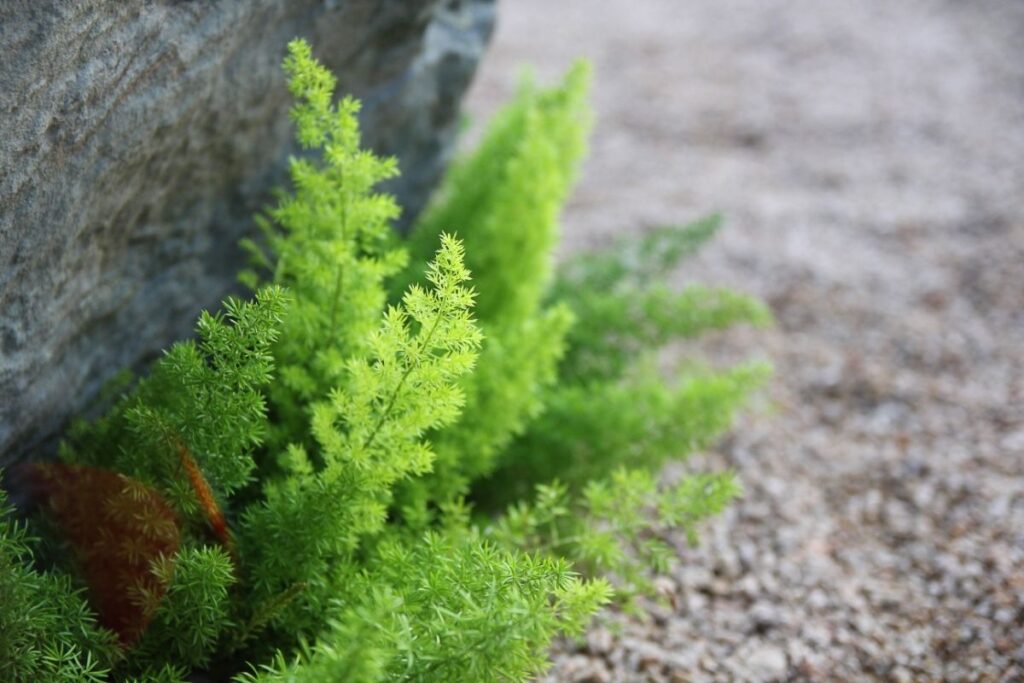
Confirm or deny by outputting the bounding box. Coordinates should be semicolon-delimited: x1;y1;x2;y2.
0;0;495;465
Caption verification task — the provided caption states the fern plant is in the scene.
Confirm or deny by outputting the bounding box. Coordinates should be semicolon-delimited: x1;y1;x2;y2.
471;215;771;507
394;62;591;512
0;39;768;682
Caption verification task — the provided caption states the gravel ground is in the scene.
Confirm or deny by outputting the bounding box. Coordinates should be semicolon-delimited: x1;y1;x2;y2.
464;1;1024;681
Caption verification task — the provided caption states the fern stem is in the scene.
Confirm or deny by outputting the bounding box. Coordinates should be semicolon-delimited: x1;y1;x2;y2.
228;581;307;653
362;310;444;451
329;263;344;337
329;191;347;338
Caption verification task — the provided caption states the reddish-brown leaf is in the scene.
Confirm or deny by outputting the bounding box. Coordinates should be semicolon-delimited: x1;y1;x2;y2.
28;463;181;645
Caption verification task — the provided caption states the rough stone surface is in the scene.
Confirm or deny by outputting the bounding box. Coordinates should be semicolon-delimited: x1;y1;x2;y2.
0;0;494;464
467;0;1024;680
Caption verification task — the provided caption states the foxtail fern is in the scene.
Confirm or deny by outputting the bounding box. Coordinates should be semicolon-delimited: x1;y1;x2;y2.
0;39;768;683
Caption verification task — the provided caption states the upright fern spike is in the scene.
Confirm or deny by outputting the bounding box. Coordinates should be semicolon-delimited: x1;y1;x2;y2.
242;39;408;451
396;60;593;511
402;61;592;324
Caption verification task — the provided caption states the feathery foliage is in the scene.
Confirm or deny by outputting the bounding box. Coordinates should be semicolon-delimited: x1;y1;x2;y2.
476;215;771;507
479;362;769;506
552;215;771;381
491;469;741;602
62;286;288;513
0;39;768;682
129;547;236;671
237;232;483;638
241;39;408;450
397;63;590;510
0;484;118;683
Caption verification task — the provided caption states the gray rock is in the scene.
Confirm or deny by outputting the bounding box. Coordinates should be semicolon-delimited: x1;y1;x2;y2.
0;0;495;465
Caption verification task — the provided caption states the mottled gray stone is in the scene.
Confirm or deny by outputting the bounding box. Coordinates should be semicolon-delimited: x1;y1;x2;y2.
0;0;495;464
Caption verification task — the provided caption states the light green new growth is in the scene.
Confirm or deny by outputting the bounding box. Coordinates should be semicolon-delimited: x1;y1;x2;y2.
240;531;612;683
241;39;408;450
477;213;771;506
398;63;591;510
403;62;591;324
238;233;483;637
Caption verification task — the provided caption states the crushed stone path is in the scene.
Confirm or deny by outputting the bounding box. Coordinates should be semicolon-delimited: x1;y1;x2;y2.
464;1;1024;680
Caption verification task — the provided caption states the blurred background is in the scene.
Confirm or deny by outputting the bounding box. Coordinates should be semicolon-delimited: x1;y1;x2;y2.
466;1;1024;680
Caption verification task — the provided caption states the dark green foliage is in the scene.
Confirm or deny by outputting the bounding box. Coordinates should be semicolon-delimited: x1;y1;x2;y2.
551;215;770;381
0;485;118;683
63;286;287;516
130;547;236;671
479;362;769;505
0;39;768;682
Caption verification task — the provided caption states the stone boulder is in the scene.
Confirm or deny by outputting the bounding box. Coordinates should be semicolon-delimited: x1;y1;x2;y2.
0;0;495;465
